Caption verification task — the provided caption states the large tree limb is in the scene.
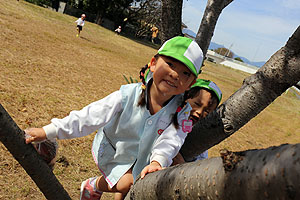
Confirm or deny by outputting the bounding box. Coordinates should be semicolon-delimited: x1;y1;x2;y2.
126;143;300;200
0;104;71;200
181;26;300;160
195;0;234;57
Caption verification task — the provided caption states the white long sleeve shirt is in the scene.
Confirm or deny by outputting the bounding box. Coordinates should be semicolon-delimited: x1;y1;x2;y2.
75;18;85;26
43;83;190;186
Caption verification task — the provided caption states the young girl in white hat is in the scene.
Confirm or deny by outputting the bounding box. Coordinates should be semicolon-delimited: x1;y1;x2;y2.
25;36;204;200
75;14;86;37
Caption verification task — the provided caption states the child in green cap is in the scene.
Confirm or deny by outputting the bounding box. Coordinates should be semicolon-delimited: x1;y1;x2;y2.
172;79;222;165
25;36;203;200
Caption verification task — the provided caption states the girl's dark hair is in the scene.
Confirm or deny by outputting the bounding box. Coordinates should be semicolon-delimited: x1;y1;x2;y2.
138;54;159;106
187;87;219;107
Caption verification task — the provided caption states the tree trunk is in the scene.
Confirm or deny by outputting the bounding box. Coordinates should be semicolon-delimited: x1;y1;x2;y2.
126;143;300;200
160;0;183;43
0;104;71;200
125;26;300;199
181;26;300;161
95;11;103;25
195;0;234;58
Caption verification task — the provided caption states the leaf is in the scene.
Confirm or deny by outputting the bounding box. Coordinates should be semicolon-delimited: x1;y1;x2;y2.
129;76;134;83
122;74;130;84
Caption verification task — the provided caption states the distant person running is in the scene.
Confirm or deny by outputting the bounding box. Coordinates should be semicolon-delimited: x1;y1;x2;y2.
115;26;121;35
75;14;86;37
151;26;159;44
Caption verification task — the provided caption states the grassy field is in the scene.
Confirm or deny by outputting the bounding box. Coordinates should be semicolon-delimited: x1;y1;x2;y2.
0;1;299;199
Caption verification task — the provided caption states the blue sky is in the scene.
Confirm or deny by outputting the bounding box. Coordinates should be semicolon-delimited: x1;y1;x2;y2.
182;0;300;62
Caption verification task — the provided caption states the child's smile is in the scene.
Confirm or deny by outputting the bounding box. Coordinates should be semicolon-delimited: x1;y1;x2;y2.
150;56;195;98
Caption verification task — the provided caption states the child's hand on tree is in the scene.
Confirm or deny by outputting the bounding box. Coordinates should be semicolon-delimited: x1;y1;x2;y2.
25;128;47;144
140;160;162;179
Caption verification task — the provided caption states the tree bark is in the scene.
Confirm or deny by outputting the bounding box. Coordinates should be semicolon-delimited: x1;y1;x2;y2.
0;104;71;200
125;26;300;199
160;0;183;43
195;0;234;58
181;26;300;161
126;143;300;200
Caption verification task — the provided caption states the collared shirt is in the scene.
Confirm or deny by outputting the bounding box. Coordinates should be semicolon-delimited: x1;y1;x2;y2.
43;83;191;187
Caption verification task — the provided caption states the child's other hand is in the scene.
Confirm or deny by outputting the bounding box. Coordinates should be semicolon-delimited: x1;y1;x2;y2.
24;128;47;144
140;161;162;179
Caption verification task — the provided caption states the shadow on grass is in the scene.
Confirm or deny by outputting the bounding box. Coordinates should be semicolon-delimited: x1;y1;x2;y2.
80;36;92;42
124;34;161;50
98;25;161;50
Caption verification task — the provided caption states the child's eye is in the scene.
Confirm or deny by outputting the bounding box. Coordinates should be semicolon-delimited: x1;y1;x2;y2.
166;62;175;68
204;110;210;115
183;71;191;77
195;102;202;107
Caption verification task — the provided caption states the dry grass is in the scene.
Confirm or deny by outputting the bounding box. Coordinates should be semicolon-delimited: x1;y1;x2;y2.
0;1;299;199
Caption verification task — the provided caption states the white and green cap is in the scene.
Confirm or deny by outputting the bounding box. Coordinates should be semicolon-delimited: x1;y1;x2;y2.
191;79;222;104
158;36;203;76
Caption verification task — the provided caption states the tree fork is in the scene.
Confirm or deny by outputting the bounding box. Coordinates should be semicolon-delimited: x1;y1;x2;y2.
0;104;71;200
126;143;300;200
181;26;300;160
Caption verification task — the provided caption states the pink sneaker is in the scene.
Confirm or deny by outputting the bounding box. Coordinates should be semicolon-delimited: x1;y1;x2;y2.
80;177;102;200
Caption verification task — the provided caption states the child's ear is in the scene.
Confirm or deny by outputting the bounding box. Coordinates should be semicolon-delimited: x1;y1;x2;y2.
149;57;157;72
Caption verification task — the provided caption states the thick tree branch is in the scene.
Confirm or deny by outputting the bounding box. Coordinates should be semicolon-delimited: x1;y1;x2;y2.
0;104;71;200
126;143;300;200
195;0;234;57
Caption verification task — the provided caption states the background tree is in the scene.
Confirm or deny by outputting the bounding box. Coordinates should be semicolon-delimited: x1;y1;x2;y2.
126;0;162;39
160;0;183;43
214;47;234;58
234;57;244;62
84;0;133;25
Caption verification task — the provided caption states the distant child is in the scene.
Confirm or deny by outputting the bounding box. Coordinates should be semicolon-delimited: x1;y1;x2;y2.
25;36;203;200
151;26;159;44
172;79;222;165
75;14;86;37
115;26;121;35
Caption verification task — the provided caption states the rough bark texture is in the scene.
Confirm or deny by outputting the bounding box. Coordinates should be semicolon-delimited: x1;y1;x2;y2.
195;0;234;58
181;26;300;161
160;0;183;43
0;104;71;200
126;143;300;200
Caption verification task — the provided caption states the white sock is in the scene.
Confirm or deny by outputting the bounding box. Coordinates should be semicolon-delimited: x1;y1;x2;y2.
90;177;103;193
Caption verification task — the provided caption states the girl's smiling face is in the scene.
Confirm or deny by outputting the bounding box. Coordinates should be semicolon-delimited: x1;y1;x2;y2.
150;55;196;98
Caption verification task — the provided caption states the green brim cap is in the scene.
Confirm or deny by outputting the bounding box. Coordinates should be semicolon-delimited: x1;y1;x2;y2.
158;36;203;76
191;79;222;104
